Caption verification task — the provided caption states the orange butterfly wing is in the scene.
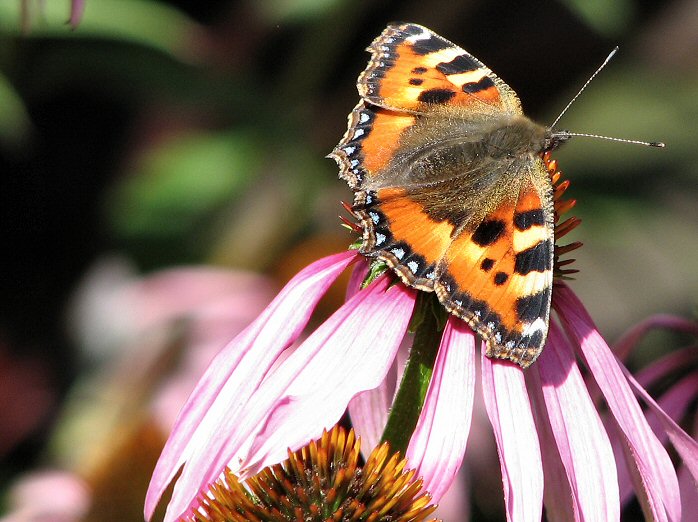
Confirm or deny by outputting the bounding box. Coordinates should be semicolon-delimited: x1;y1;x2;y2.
359;23;522;114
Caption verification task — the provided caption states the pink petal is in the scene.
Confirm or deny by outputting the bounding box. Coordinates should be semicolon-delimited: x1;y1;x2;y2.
554;284;681;522
679;416;698;519
347;364;397;453
163;274;414;521
532;406;577;522
613;315;698;361
345;260;396;452
633;347;697;390
145;251;355;520
529;320;619;521
239;276;416;475
481;348;543;522
406;318;476;501
345;258;369;300
624;370;698;483
432;468;471;521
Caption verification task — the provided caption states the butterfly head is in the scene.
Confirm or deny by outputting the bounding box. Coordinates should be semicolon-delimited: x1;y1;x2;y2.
543;130;573;152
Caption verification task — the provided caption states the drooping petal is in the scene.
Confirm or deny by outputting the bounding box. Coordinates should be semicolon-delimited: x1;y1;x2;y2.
679;416;698;519
554;284;681;522
239;276;416;476
406;318;476;501
624;370;698;483
481;348;543;522
345;258;369;300
145;251;355;520
162;274;415;521
531;401;577;522
613;315;698;361
348;364;397;453
529;320;619;521
633;348;697;390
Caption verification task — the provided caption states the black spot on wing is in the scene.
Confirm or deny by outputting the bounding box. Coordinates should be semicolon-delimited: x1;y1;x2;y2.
411;35;452;56
514;240;552;275
494;272;508;285
526;329;545;349
516;287;551;322
472;220;505;246
409;78;423;86
462;75;496;93
400;24;423;37
514;209;545;230
417;88;456;104
436;54;479;75
412;66;428;74
480;258;495;271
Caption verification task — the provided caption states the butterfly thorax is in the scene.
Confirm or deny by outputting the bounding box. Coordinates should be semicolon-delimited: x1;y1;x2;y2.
476;115;550;159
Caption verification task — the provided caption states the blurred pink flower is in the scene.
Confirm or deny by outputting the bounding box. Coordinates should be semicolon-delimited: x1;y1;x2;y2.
3;260;277;521
19;0;86;31
146;251;697;522
69;0;86;29
1;470;89;522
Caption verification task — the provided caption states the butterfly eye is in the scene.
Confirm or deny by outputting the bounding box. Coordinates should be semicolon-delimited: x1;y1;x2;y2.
544;132;572;152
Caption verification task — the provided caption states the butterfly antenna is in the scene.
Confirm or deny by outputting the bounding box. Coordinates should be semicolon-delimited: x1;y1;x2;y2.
549;46;665;148
550;46;619;130
554;131;664;148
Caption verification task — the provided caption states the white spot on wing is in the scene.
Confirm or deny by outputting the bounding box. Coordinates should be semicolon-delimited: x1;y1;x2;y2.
407;260;419;273
353;128;365;138
359;112;370;124
407;28;431;42
368;211;380;224
391;247;405;259
523;318;547;336
376;233;386;245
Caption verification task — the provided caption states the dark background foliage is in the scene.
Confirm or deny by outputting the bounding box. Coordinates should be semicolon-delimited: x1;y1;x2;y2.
0;0;696;518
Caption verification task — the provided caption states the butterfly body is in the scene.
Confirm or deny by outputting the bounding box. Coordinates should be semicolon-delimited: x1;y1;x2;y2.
331;23;564;367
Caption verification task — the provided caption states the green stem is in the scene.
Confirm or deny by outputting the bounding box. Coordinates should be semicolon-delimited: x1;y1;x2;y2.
380;292;445;455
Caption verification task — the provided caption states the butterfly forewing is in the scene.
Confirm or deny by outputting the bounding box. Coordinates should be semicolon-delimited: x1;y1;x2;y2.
359;23;522;115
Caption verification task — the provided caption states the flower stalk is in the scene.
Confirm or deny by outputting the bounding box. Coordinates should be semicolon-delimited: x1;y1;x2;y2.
381;293;444;456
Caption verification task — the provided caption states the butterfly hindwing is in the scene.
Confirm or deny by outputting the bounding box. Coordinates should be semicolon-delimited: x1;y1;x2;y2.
435;167;554;366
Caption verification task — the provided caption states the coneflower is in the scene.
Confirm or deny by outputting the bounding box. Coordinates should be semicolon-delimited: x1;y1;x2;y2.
183;426;437;522
146;157;696;521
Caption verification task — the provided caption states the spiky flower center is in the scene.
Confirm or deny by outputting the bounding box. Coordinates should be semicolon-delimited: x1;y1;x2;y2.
184;426;438;522
543;152;582;279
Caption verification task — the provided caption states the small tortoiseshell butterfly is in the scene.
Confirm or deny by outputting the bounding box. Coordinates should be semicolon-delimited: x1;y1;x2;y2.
330;22;577;368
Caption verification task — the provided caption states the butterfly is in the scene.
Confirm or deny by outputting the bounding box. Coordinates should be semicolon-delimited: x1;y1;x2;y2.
329;22;574;368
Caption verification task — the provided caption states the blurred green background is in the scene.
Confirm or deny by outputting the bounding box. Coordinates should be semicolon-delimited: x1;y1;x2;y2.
0;0;696;519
